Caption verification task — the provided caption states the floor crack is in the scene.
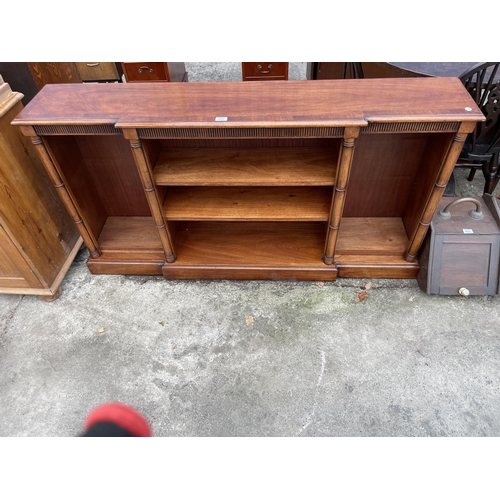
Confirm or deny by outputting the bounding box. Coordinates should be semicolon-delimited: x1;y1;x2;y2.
297;350;326;436
1;295;24;340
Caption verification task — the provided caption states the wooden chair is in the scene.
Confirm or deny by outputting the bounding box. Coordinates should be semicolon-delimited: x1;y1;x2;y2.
341;62;364;79
454;62;500;194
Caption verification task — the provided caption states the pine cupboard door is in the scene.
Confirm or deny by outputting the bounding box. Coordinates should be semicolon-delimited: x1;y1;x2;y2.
0;223;42;289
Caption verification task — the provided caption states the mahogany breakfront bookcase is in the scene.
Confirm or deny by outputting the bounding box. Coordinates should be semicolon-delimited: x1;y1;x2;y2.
12;78;484;281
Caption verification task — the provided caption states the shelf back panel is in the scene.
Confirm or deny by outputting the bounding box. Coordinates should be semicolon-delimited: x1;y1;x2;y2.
344;133;430;217
75;135;150;217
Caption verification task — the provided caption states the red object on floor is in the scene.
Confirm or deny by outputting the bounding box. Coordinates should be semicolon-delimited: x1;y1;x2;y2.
84;402;152;437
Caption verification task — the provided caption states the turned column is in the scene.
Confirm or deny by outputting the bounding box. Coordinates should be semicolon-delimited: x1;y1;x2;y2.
19;126;101;258
123;129;176;263
323;127;360;264
405;122;477;262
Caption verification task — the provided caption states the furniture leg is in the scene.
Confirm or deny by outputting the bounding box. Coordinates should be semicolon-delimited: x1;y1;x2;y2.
482;153;500;194
39;286;61;302
467;168;477;181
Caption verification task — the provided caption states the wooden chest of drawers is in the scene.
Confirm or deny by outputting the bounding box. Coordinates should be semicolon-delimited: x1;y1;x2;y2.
121;63;188;82
241;62;289;81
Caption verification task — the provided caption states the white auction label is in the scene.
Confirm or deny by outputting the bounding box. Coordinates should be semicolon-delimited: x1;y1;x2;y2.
215;117;228;121
463;229;474;234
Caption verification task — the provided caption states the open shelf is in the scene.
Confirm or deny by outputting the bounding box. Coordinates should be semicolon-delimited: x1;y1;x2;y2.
88;216;165;275
162;186;332;221
336;217;409;255
162;221;337;280
335;217;419;278
98;217;163;256
153;147;337;186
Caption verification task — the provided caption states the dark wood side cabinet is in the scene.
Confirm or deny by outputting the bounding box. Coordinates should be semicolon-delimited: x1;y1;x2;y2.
12;78;483;281
484;194;500;294
0;76;82;299
417;196;500;295
121;63;188;82
242;63;289;81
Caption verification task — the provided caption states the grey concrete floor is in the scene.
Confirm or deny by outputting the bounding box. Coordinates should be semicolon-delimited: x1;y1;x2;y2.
185;62;308;81
1;64;500;437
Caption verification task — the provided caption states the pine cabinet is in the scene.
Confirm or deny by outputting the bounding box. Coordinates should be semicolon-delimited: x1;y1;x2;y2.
0;76;81;299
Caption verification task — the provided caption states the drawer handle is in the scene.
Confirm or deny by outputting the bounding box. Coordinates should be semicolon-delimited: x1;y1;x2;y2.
86;63;99;67
257;64;273;74
138;66;154;74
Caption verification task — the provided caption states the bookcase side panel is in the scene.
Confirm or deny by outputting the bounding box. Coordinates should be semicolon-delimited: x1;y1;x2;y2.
402;133;455;246
44;135;108;246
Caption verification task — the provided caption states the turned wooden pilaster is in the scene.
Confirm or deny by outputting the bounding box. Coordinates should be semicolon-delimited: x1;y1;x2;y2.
28;134;101;258
125;131;176;262
405;123;476;262
323;127;360;264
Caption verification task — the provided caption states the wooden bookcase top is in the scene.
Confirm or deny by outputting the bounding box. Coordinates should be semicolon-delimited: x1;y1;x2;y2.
12;78;484;128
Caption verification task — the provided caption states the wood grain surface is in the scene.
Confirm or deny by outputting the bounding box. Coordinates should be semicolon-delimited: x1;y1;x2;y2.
1;102;80;289
12;78;487;281
169;221;328;266
163;186;332;221
336;217;409;255
97;216;164;261
153;147;337;186
12;79;484;128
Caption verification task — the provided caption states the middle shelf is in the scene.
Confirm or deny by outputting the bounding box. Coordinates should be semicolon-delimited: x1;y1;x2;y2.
162;186;332;221
153;147;337;186
152;145;338;221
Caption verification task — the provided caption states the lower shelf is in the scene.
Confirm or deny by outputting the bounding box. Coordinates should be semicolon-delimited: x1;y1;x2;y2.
163;221;337;281
335;217;420;278
87;216;164;275
86;216;420;279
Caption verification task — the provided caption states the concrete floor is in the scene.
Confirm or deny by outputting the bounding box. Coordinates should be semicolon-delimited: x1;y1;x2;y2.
185;62;308;81
1;63;500;437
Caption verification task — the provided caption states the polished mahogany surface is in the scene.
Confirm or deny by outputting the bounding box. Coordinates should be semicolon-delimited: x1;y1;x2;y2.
11;78;487;281
13;79;483;128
